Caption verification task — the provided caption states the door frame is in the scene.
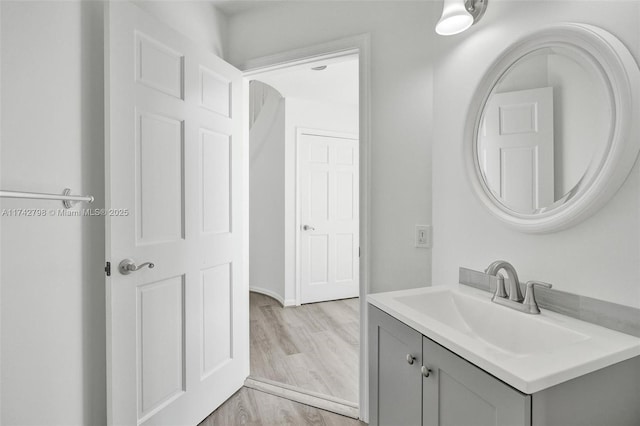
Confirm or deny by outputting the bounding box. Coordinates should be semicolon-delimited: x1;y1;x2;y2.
241;34;371;422
295;127;360;306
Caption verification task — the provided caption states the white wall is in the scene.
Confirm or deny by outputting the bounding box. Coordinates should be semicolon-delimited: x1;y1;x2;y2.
284;98;359;303
0;2;226;424
133;1;228;57
249;83;286;303
433;1;640;308
227;1;438;294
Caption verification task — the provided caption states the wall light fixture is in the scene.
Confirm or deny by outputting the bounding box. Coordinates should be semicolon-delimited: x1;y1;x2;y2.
435;0;488;36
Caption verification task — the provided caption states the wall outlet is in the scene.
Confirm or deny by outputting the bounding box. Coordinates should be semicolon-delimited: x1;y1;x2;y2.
415;225;432;249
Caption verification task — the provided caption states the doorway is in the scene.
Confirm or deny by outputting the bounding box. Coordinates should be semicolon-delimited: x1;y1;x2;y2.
244;44;368;419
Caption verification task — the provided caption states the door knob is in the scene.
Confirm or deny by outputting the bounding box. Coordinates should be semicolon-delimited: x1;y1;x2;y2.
421;365;432;377
119;259;155;275
302;225;315;231
406;354;416;365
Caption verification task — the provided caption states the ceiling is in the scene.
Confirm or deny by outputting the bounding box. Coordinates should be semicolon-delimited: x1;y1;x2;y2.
254;56;359;106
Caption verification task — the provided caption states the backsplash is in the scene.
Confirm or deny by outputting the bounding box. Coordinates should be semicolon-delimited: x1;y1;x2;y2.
459;267;640;338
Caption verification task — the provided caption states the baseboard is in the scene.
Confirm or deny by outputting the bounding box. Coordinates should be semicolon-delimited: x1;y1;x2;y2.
244;376;359;419
283;298;296;307
249;286;285;307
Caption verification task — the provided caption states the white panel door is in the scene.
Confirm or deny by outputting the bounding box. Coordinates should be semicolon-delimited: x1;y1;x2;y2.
105;3;247;425
299;131;359;304
480;87;554;212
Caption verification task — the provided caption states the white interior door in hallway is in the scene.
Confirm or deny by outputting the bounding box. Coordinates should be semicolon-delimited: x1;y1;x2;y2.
105;2;247;425
298;130;359;304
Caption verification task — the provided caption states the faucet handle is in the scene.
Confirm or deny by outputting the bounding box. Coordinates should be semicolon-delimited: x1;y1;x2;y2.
523;281;552;314
526;280;552;290
492;273;507;298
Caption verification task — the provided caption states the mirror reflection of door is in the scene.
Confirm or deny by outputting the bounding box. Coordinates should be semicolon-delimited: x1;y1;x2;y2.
480;87;554;213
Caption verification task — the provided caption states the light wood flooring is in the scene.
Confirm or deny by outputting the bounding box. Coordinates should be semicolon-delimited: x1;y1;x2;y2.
199;294;362;425
249;292;360;403
199;387;366;426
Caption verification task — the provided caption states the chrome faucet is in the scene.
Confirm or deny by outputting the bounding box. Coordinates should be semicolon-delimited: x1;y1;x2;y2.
485;260;552;314
485;260;523;302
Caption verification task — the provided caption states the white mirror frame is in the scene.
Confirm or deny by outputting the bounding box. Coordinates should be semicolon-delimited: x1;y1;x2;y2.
465;23;640;233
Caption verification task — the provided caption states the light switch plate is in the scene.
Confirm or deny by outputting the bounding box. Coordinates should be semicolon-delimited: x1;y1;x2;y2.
415;225;432;248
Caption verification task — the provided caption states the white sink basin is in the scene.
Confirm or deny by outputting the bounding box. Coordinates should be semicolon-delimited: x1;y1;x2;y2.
368;285;640;394
394;289;588;356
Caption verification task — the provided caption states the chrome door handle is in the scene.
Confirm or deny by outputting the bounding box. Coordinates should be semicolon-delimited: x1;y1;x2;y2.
421;365;432;378
406;354;416;365
302;225;315;231
119;259;155;275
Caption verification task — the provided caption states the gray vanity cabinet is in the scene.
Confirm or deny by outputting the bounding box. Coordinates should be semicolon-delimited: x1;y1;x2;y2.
422;336;530;426
370;304;640;426
369;305;422;426
369;305;530;426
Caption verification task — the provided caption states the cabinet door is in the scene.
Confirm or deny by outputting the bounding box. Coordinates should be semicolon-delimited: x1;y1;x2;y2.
369;306;423;426
422;337;531;426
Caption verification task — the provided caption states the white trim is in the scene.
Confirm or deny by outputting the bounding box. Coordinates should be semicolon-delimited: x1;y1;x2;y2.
241;71;251;383
241;33;371;422
295;127;359;306
298;128;358;140
466;23;640;233
241;38;362;77
0;2;3;421
249;286;286;307
244;377;359;419
245;52;360;84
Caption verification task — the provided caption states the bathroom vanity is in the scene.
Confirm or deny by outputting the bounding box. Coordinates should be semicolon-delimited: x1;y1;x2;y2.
368;286;640;426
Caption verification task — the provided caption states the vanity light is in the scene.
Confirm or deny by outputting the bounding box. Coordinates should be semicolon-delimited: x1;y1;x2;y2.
435;0;488;36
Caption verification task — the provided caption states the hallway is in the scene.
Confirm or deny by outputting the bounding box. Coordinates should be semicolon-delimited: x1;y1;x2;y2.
250;292;360;403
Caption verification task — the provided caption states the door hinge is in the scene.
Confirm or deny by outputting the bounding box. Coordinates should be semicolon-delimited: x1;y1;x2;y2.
105;261;111;277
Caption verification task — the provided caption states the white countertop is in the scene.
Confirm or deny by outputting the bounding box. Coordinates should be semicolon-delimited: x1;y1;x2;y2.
367;284;640;394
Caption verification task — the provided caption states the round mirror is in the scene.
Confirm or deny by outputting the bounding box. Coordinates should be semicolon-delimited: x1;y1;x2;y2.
478;46;611;214
467;23;640;233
